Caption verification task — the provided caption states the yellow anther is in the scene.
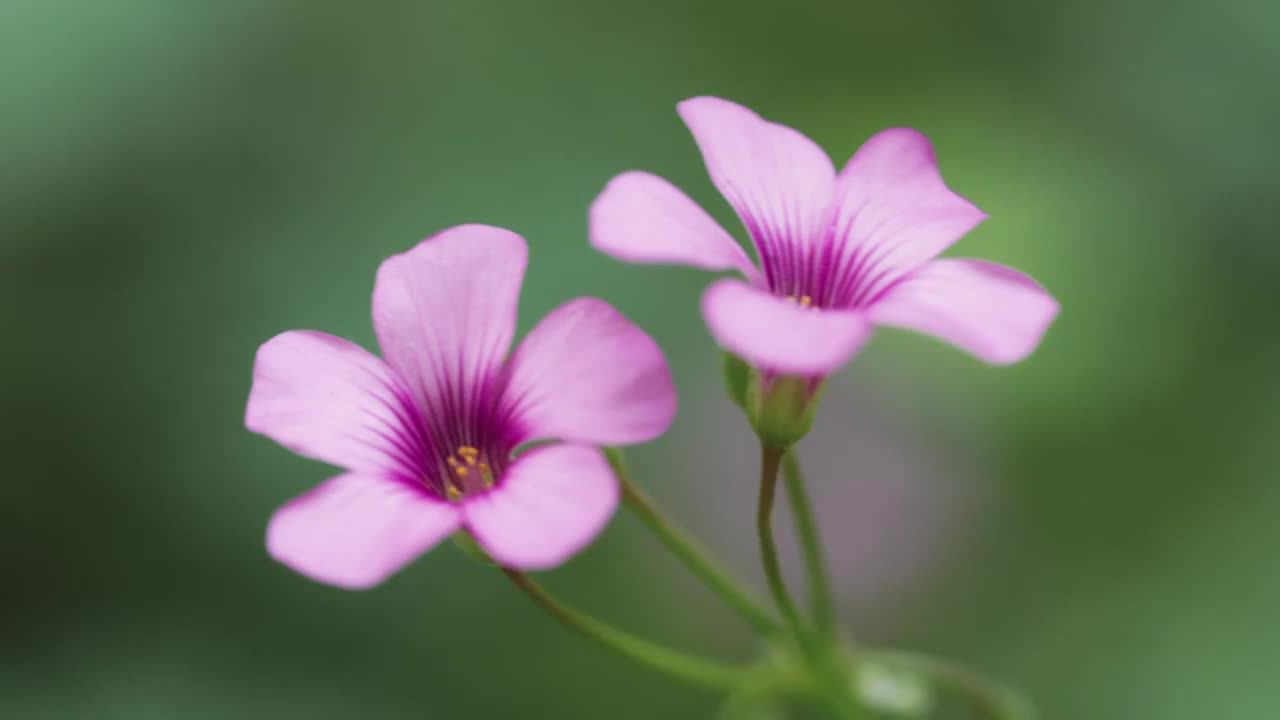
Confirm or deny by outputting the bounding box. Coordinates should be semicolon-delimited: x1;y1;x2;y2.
446;485;462;500
458;446;479;458
464;455;478;467
799;295;813;307
455;466;470;477
447;456;459;467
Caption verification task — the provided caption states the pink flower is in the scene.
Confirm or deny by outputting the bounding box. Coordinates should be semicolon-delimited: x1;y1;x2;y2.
245;225;676;589
590;97;1059;376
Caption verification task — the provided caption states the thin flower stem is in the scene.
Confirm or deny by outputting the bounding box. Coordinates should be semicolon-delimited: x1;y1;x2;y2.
756;445;809;646
606;448;783;637
502;568;752;692
759;445;864;719
781;450;836;640
863;650;1037;720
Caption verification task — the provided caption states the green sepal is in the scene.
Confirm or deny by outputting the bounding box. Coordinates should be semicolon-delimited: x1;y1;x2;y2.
747;375;826;450
721;351;752;411
721;351;825;448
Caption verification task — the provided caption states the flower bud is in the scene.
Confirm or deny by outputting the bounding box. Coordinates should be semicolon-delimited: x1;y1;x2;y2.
722;352;824;449
748;374;825;449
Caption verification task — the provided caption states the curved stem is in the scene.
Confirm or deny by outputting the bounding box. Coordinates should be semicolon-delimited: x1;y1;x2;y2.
606;448;782;637
782;450;836;639
863;650;1037;720
759;447;863;719
756;445;808;645
502;568;752;692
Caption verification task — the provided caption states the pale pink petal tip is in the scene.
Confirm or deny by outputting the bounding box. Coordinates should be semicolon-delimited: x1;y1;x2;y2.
372;224;528;409
503;297;677;446
701;278;872;376
676;96;836;254
267;474;461;590
829;127;989;281
464;444;619;570
589;171;758;281
245;330;417;478
870;259;1059;365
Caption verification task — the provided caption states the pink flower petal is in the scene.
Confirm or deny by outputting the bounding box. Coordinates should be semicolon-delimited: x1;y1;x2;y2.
267;473;461;589
464;444;618;570
589;171;759;281
827;128;987;304
372;224;527;430
701;278;871;376
245;331;428;478
677;97;835;261
501;298;677;446
869;259;1059;365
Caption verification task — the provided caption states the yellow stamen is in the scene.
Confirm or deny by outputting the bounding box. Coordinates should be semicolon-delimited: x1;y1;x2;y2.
799;295;812;307
455;466;469;477
458;446;479;458
447;485;462;500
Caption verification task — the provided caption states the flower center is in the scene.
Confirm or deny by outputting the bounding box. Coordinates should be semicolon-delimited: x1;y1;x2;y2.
443;445;497;501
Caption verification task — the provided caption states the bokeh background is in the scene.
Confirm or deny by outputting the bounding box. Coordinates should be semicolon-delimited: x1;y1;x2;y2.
4;1;1278;718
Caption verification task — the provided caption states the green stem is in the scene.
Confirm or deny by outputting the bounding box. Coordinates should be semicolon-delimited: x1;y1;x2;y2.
606;448;782;637
503;568;752;692
782;450;836;639
863;650;1037;720
760;446;862;719
756;445;809;645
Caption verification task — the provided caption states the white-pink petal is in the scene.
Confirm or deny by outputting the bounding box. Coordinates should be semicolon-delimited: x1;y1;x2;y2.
869;259;1059;365
677;97;835;257
464;444;618;570
245;330;424;478
701;278;872;376
589;171;759;281
372;224;527;425
502;298;677;446
267;473;461;590
827;128;987;301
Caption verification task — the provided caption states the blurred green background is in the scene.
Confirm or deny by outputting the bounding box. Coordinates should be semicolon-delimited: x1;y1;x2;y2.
3;1;1277;718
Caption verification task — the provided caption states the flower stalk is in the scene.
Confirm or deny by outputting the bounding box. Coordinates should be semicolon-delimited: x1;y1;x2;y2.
760;445;864;719
502;568;753;692
607;448;782;637
782;450;837;640
756;445;810;647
